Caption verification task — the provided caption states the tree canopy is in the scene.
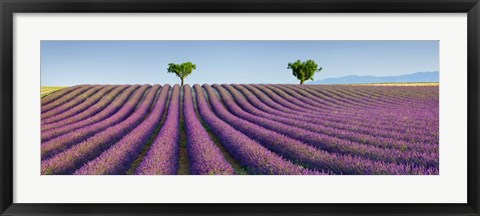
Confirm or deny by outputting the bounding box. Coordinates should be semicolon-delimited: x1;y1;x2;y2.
167;62;197;86
287;60;322;84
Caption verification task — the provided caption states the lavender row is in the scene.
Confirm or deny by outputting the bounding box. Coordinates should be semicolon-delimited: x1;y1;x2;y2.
281;84;369;110
41;85;105;119
135;85;181;175
41;85;93;113
256;84;436;130
211;84;437;168
296;84;412;108
245;84;438;142
41;85;154;159
75;85;171;175
309;86;439;112
41;85;161;175
282;84;396;110
255;84;439;143
221;84;437;153
41;85;142;142
42;85;131;131
203;84;436;174
235;84;437;144
266;84;437;124
231;84;422;148
275;84;437;129
183;85;235;175
272;84;379;110
343;86;440;99
249;84;326;116
194;84;321;175
42;85;120;125
269;85;438;141
308;85;438;102
275;86;439;143
303;85;418;107
265;83;389;115
41;85;84;106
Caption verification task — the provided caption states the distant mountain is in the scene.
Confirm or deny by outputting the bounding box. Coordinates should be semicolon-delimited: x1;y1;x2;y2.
309;71;439;84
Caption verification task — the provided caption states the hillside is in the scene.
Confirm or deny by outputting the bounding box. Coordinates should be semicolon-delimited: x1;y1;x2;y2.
41;84;439;175
309;71;439;84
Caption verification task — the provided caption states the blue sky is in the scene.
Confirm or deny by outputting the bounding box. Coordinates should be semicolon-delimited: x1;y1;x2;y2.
41;41;439;86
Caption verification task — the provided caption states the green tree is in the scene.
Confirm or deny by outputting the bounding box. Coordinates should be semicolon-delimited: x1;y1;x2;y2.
287;60;322;84
167;62;197;86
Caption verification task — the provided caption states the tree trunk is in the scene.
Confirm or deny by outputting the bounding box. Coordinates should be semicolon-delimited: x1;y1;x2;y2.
300;79;304;84
181;78;184;86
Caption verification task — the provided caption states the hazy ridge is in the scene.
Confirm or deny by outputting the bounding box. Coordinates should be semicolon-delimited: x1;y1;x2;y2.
309;71;439;84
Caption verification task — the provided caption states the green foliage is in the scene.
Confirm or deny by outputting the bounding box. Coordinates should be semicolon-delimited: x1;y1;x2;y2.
287;60;322;84
167;62;197;86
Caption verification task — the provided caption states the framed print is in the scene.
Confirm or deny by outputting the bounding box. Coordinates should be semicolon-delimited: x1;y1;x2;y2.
1;0;479;215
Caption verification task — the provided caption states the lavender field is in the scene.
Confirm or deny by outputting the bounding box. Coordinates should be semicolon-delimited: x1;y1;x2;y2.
40;84;439;175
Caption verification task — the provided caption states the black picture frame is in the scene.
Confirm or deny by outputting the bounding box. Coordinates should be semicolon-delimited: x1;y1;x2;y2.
1;0;479;215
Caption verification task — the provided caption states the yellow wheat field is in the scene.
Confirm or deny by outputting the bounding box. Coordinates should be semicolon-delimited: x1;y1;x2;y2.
41;86;66;97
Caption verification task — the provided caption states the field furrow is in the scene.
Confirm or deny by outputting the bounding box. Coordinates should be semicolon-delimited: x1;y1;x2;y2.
41;85;131;131
41;83;439;175
41;85;160;174
41;85;154;159
75;85;170;175
183;85;236;175
135;85;181;175
41;85;93;113
41;85;143;142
